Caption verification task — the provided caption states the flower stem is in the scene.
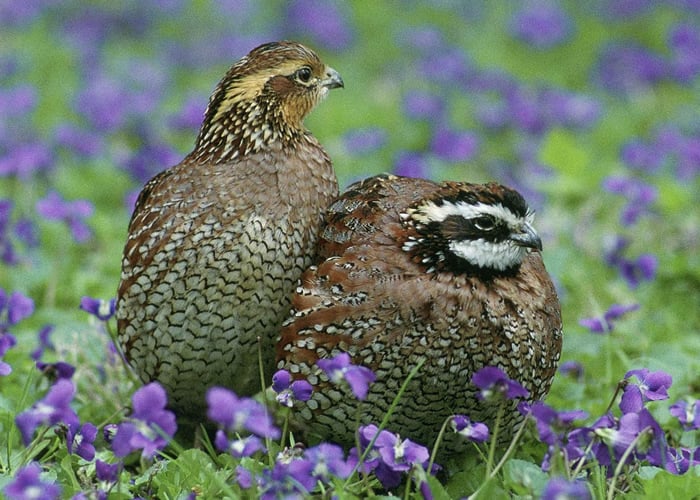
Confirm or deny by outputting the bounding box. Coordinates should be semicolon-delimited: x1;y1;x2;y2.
256;336;274;466
486;402;504;477
105;318;140;384
607;426;651;500
345;358;426;486
570;434;596;478
468;408;530;500
428;416;452;473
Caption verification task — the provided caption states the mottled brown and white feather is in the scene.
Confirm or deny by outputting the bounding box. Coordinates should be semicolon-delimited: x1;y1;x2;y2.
277;174;562;455
117;41;342;421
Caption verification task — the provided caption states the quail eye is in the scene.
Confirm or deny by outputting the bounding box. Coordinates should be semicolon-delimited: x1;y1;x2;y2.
295;66;313;84
473;215;496;231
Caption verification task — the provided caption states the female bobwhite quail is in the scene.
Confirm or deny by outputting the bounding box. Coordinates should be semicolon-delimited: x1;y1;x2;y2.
276;174;562;453
116;41;343;423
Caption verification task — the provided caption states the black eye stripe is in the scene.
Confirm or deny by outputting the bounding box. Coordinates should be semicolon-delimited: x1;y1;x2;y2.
439;215;509;242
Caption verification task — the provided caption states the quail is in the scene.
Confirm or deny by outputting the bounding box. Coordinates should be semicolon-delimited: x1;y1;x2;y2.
276;174;562;453
116;41;343;422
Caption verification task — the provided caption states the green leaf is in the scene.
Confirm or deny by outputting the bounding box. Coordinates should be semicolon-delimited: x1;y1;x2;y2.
540;129;590;177
656;177;695;215
426;474;453;500
502;458;549;496
539;128;599;198
630;467;700;500
150;449;239;499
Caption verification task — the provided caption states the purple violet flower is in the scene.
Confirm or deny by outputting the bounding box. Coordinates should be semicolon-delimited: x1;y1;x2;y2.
236;465;254;489
397;25;445;53
66;422;98;461
206;386;280;439
53;123;105;158
509;2;573;49
579;303;639;334
623;254;658;287
316;352;376;400
417;47;471;85
559;360;584;380
595;43;668;94
451;415;489;442
75;74;147;132
0;332;16;376
0;201;13;261
272;369;312;407
36;191;94;243
430;127;480;163
168;94;207;131
620;139;663;173
285;0;354;51
523;401;588;448
600;0;654;20
541;477;591;500
0;84;36;117
215;432;264;458
393;151;429;178
375;429;430;473
343;127;388;155
36;361;76;381
304;443;353;482
668;22;700;83
30;324;55;361
665;446;700;475
605;238;658;288
121;140;181;184
0;142;53;179
593;408;667;469
3;462;61;500
602;176;657;226
1;288;35;327
355;424;430;489
95;460;121;483
102;423;118;445
543;89;601;129
620;369;672;414
259;456;316;499
112;382;177;458
402;90;445;121
13;217;37;248
474;98;510;130
15;379;80;446
79;296;116;321
472;366;530;401
669;398;700;430
505;86;547;134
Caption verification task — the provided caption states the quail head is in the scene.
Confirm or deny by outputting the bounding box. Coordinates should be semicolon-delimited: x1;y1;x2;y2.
276;174;562;454
116;41;343;423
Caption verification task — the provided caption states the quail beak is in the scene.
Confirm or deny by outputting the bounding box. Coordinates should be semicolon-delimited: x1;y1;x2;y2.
322;67;344;89
510;222;543;251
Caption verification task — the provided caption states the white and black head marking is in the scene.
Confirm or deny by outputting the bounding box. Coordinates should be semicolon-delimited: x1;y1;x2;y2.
402;183;542;277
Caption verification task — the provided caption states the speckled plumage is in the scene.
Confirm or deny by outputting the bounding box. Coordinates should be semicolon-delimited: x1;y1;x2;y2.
276;174;562;454
116;41;342;421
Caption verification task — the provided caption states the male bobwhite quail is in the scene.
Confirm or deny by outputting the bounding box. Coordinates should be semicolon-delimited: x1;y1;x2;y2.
116;41;343;423
276;174;562;453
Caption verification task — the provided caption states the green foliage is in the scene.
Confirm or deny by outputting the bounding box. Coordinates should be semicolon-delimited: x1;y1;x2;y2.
1;0;700;499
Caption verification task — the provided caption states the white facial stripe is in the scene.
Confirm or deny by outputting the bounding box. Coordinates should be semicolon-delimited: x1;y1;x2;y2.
413;200;531;227
449;239;527;271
